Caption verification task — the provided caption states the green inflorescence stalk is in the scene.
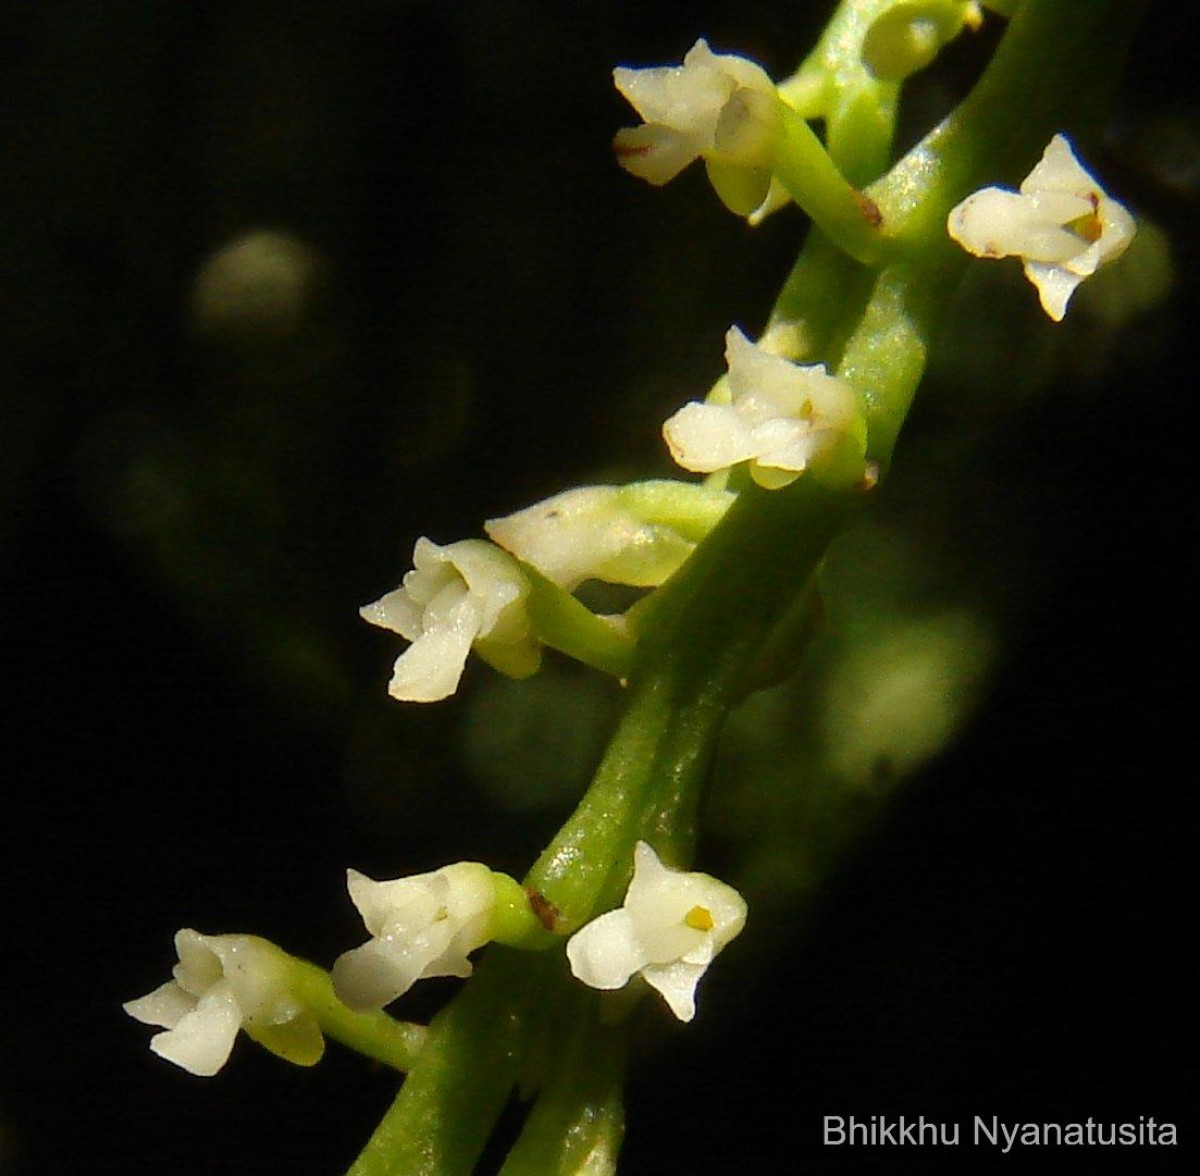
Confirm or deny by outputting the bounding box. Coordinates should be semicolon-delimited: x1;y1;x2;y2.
348;1;1148;1171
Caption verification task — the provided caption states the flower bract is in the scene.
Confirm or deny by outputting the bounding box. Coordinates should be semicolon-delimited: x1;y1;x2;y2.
566;841;747;1022
124;930;322;1076
663;326;864;489
946;133;1135;321
613;39;783;217
361;537;540;702
332;862;496;1010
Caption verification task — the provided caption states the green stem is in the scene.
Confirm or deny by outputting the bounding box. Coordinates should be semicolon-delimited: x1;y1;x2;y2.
839;261;940;465
498;986;626;1175
772;105;886;264
346;949;543;1176
285;954;427;1072
529;474;865;920
768;230;876;366
781;0;901;183
523;565;636;679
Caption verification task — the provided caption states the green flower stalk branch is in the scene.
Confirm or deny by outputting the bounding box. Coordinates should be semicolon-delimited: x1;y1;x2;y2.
125;1;1153;1172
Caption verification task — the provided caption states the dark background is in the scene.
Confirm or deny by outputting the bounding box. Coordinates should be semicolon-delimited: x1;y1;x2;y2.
2;2;1194;1173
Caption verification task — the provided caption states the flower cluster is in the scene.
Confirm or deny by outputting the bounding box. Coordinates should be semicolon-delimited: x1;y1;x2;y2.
127;26;1144;1137
128;847;747;1074
947;133;1135;321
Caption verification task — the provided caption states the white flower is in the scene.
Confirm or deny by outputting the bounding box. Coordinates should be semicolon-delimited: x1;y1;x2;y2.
947;133;1136;321
124;930;322;1076
485;484;729;592
332;862;496;1010
566;841;747;1022
663;327;864;490
614;39;782;216
361;537;540;703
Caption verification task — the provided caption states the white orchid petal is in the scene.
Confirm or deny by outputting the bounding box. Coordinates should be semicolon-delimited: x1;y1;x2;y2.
1021;132;1094;195
332;937;437;1010
615;52;730;136
346;868;439;936
641;960;707;1023
747;418;813;471
614;124;700;185
1024;260;1084;322
385;594;481;702
148;982;243;1077
123;980;195;1029
359;586;426;641
566;909;646;991
663;402;762;472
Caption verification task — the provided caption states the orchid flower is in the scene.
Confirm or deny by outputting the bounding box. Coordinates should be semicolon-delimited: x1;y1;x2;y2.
947;133;1135;321
566;842;747;1022
124;931;322;1076
663;326;865;489
614;39;783;217
332;862;498;1010
362;538;540;702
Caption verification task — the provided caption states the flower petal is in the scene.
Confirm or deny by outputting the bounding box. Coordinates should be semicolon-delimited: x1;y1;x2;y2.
1021;132;1094;196
332;936;444;1010
248;1011;325;1068
566;908;646;991
359;585;426;642
614;41;732;137
486;486;694;591
1023;259;1084;323
613;123;697;185
123;980;195;1030
640;959;708;1023
385;593;482;702
148;982;243;1077
663;402;762;472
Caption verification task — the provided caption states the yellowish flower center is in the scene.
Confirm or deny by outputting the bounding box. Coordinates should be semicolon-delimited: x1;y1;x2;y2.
1068;195;1103;244
684;905;715;932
